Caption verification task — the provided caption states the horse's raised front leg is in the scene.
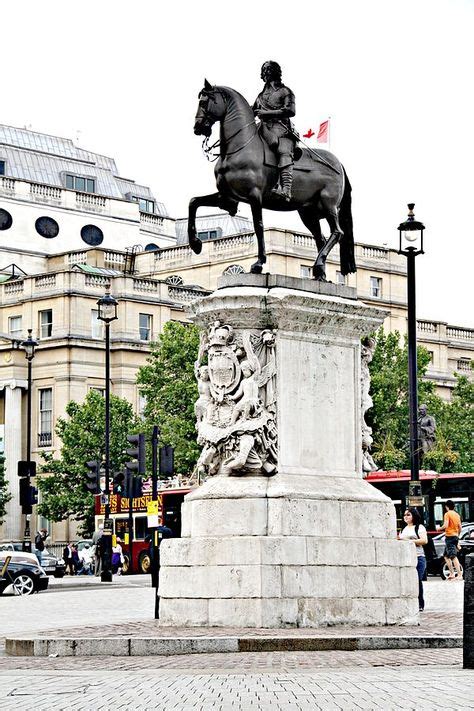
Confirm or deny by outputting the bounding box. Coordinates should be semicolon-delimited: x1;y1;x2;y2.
188;192;223;254
313;203;343;281
249;194;266;274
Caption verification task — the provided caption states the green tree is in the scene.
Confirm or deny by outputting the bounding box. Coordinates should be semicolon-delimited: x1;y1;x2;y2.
0;446;11;525
37;390;139;535
137;321;200;476
367;329;441;470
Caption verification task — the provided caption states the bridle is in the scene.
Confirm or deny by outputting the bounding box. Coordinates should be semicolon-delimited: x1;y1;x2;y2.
198;88;258;162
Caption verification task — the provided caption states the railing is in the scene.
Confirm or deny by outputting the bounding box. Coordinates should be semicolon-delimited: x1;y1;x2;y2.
4;280;24;295
293;233;314;249
133;278;159;292
85;274;110;288
361;246;388;260
156;246;192;261
35;274;56;289
30;183;62;200
104;251;125;267
38;432;52;447
0;177;16;191
168;286;205;302
456;360;472;372
140;212;164;227
417;321;438;334
213;233;255;251
68;251;88;266
447;327;474;341
75;192;107;209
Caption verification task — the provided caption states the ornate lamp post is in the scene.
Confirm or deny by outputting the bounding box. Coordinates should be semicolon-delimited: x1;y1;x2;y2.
398;203;425;510
97;286;118;582
21;329;38;550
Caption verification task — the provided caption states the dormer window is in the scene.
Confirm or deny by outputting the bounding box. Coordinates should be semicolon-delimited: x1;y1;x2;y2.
0;160;5;175
65;174;96;193
131;196;155;214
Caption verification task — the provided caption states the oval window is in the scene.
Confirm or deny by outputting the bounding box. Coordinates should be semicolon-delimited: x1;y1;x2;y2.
0;208;13;231
35;216;59;238
145;243;160;252
81;224;104;247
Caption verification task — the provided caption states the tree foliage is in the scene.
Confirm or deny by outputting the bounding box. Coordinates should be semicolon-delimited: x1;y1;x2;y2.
0;446;11;525
37;390;139;535
136;321;200;475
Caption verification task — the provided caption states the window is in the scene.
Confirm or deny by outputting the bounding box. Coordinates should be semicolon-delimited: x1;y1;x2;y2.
131;196;155;213
197;228;222;241
91;310;103;339
165;275;184;286
0;160;5;175
223;264;245;275
8;315;22;337
139;313;152;341
336;271;346;286
369;276;382;298
39;309;53;338
65;174;95;193
138;392;147;419
89;386;105;396
300;265;312;278
38;388;53;447
135;516;147;540
427;351;434;364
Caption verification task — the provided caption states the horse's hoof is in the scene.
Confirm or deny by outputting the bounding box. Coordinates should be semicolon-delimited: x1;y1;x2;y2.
189;238;202;255
250;263;263;274
313;265;326;281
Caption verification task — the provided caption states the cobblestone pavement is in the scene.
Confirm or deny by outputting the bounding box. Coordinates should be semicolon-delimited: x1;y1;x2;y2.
0;665;472;710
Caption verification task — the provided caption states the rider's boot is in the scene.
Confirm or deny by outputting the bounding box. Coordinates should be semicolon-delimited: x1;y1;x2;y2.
280;165;293;201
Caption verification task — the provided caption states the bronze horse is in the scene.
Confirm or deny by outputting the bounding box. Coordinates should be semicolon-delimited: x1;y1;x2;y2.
189;81;356;281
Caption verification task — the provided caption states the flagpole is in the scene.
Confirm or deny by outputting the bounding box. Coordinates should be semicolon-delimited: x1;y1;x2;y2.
328;115;331;151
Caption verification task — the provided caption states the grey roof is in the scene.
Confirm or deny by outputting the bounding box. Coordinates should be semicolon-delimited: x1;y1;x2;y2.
175;213;252;244
0;124;168;215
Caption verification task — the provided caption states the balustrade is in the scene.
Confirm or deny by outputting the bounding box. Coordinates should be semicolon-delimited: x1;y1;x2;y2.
168;286;203;302
68;252;88;266
0;177;15;192
361;246;388;260
30;183;62;200
213;233;255;251
4;281;24;295
75;192;107;209
133;278;159;292
34;274;56;289
85;274;110;288
417;321;438;334
447;327;473;341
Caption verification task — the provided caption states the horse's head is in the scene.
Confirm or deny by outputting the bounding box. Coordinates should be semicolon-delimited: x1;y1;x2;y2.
194;79;227;137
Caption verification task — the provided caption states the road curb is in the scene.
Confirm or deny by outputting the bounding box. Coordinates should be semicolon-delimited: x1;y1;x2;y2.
5;635;462;657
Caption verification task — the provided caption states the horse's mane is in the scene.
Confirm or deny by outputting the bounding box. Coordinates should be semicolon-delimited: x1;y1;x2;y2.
214;85;254;118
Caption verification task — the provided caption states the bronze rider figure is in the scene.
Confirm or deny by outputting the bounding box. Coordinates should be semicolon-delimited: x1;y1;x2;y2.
253;61;296;201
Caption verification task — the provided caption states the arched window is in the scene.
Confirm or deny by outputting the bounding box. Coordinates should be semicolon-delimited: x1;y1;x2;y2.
165;275;184;286
223;264;245;275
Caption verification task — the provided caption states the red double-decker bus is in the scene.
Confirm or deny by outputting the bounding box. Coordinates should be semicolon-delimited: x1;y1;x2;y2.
94;486;191;573
365;470;474;531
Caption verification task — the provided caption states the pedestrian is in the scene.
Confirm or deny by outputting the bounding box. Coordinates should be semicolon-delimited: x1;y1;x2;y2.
63;542;75;575
34;528;48;566
438;500;463;581
78;543;94;575
92;524;104;577
111;538;124;575
71;544;81;574
399;508;428;612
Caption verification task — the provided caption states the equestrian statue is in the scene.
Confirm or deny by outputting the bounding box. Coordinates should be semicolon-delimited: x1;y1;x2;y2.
188;61;356;281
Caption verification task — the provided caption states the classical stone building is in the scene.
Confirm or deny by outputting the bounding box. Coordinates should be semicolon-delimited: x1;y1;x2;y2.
0;125;471;544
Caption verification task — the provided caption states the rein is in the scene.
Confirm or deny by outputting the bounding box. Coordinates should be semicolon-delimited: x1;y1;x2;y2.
202;119;257;162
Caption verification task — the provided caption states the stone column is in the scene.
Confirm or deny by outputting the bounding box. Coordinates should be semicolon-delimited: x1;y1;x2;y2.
158;276;419;627
0;380;27;541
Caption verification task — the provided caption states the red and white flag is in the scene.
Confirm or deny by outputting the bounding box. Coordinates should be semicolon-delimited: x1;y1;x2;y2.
317;119;329;143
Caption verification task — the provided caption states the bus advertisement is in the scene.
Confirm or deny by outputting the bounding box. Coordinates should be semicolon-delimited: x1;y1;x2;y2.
94;488;191;573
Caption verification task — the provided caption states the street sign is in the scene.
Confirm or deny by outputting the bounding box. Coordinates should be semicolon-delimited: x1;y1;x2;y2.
147;500;159;515
408;480;424;507
100;494;109;505
103;519;113;535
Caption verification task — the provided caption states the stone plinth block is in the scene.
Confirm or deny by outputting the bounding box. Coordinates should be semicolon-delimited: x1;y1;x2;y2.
158;279;418;627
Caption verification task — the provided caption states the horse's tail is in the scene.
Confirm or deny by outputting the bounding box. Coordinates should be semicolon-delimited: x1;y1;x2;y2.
339;166;356;275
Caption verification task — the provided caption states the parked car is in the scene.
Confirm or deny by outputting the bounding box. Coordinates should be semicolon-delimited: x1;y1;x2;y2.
429;522;474;579
0;542;65;578
0;553;49;595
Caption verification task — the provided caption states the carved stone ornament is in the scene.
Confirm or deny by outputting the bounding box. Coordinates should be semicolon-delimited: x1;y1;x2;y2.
361;336;378;473
194;321;277;477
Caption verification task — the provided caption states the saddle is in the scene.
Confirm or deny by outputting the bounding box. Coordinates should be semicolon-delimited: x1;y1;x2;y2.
262;138;319;172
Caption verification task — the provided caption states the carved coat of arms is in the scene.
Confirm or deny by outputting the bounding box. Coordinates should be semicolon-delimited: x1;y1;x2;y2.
194;321;277;477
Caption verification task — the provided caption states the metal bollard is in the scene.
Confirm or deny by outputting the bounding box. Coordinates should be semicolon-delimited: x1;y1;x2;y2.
463;553;474;669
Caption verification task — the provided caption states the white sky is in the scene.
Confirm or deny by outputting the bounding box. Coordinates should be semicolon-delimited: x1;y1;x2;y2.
2;0;473;326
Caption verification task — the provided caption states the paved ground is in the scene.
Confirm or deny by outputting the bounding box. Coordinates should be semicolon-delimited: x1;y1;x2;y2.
1;576;471;709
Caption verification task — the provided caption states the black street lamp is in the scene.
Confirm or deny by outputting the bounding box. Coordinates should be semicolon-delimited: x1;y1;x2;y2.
97;286;118;582
398;203;425;511
21;329;38;550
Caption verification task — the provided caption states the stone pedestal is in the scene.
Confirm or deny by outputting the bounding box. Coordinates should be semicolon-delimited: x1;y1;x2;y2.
159;275;418;627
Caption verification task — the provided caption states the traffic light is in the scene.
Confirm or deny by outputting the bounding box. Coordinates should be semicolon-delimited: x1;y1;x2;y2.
113;471;125;495
126;433;146;475
18;460;36;478
160;445;174;478
19;479;37;512
85;460;100;493
132;476;143;498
